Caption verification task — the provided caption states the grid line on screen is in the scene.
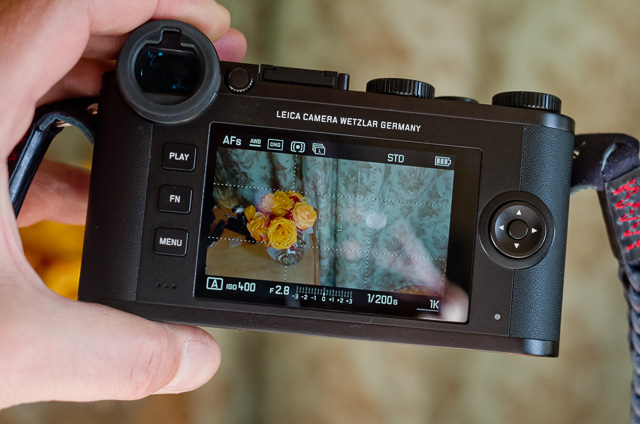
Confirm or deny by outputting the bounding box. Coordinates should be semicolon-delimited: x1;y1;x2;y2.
208;236;448;263
211;182;452;209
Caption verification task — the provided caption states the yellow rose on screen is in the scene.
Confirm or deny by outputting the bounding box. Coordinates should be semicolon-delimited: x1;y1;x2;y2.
292;201;317;231
271;190;294;217
286;191;306;202
258;193;274;214
267;217;298;250
248;212;269;242
244;205;256;222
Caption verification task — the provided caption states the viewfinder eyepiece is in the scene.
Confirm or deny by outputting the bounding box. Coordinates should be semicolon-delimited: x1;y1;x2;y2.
134;31;202;100
117;20;221;124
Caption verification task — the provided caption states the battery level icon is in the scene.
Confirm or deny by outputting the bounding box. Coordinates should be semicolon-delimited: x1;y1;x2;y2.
435;156;452;167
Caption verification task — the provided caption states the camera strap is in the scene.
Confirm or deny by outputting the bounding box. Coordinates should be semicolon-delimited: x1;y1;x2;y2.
7;98;98;215
572;133;640;422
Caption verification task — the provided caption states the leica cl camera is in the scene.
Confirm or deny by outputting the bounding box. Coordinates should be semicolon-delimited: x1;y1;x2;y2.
78;20;575;356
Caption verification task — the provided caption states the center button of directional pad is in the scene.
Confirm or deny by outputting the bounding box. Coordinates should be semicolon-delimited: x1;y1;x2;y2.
508;219;528;240
490;202;547;259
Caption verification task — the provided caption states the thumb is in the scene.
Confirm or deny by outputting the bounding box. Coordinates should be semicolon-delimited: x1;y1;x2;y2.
0;282;221;408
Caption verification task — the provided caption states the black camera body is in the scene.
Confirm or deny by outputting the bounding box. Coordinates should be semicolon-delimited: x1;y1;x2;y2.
78;20;575;356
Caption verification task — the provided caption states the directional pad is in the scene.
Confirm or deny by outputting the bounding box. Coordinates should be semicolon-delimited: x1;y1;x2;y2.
490;202;547;259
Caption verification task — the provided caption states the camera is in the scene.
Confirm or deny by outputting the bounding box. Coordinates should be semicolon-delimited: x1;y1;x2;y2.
78;20;575;356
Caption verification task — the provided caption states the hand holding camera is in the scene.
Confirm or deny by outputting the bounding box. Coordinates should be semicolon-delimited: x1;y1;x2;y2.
0;0;245;409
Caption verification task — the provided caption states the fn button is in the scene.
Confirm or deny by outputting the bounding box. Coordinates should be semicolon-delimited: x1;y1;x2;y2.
158;185;192;214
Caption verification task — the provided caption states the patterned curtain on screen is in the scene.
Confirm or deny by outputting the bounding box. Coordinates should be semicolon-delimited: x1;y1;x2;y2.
213;149;453;297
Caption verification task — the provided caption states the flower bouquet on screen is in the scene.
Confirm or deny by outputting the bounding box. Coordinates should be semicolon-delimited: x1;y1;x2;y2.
244;190;317;265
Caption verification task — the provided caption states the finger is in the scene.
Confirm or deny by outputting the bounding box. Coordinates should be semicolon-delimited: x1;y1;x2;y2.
39;29;246;106
0;169;31;279
84;27;246;62
83;34;129;60
92;0;231;41
213;28;248;63
0;282;220;408
0;0;232;149
17;160;90;228
37;58;114;107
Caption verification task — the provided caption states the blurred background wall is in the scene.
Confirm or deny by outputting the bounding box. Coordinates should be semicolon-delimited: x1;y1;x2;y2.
2;0;640;423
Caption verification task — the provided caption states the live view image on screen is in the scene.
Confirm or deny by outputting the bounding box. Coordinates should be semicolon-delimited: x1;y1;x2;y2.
200;125;470;322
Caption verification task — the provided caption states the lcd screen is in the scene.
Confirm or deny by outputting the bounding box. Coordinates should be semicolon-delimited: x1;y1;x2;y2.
197;124;480;323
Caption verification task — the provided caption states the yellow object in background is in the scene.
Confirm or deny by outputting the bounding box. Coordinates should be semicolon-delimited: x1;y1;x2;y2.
20;221;84;300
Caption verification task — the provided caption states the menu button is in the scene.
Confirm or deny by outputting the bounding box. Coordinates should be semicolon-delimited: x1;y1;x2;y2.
154;228;189;256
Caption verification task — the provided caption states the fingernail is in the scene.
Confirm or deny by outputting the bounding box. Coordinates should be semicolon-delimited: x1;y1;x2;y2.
154;342;220;395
